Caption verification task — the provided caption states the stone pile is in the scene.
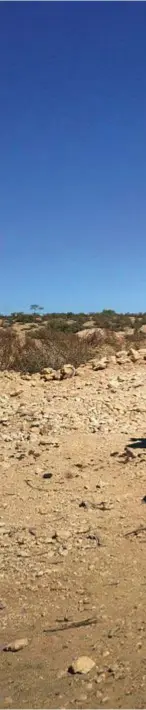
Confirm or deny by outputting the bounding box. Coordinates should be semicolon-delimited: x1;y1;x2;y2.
39;347;146;381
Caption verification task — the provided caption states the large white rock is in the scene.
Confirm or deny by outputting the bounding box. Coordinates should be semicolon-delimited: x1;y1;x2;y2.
60;364;76;378
69;655;95;674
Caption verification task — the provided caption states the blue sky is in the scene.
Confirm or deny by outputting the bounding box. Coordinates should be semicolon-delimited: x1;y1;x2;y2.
0;2;146;314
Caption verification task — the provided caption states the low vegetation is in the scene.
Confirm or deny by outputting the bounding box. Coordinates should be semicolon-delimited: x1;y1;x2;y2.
0;310;146;373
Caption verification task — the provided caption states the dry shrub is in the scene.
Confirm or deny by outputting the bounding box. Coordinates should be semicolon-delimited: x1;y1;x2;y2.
0;328;17;369
0;321;145;374
125;330;146;350
24;329;94;371
0;326;94;373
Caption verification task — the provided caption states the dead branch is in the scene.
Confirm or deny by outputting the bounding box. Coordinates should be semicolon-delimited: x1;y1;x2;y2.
44;616;98;634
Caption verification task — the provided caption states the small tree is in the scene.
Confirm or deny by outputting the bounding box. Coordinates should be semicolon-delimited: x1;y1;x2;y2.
102;309;116;316
30;305;44;315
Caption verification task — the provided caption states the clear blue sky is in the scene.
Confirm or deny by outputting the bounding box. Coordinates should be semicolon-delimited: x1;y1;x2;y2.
0;1;146;314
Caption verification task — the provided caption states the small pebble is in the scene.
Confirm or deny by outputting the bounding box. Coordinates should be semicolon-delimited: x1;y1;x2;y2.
43;472;52;480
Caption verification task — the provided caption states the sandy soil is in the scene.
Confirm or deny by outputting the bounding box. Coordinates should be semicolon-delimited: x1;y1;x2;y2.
0;362;146;708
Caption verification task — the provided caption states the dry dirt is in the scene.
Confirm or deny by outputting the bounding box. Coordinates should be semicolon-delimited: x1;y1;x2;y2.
1;362;146;708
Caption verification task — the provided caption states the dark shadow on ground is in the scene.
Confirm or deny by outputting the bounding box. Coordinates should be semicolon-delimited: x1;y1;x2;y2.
128;438;146;449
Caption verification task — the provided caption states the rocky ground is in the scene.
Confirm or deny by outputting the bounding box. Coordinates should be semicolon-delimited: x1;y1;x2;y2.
1;357;146;708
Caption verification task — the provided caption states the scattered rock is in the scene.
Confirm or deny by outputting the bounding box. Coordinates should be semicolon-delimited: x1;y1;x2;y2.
53;370;62;381
92;357;107;371
0;600;6;610
108;379;119;391
43;373;56;382
10;390;21;397
41;367;54;376
3;638;28;652
116;350;128;364
140;324;146;334
59;545;68;556
60;364;76;379
110;355;117;364
68;656;95;674
129;348;140;362
124;447;137;460
139;348;146;358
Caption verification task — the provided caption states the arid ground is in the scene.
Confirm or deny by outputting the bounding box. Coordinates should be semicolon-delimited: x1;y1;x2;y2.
1;356;146;708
